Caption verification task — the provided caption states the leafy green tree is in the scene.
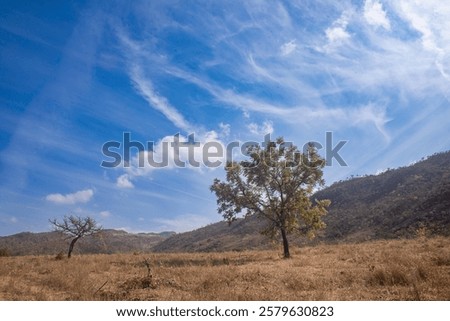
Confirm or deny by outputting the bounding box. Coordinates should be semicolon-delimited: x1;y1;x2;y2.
210;138;330;258
49;215;102;258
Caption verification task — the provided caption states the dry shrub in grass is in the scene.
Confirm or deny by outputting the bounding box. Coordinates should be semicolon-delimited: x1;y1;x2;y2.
120;257;157;292
161;258;207;267
55;251;65;261
282;273;319;292
433;255;450;266
367;262;428;287
121;275;156;291
368;267;410;286
212;258;230;266
415;265;428;281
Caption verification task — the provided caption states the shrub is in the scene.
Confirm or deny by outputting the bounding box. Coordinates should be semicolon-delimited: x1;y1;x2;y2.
0;248;10;257
367;266;410;286
55;251;65;260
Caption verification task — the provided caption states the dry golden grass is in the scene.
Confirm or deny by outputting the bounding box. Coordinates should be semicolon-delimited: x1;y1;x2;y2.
0;237;449;301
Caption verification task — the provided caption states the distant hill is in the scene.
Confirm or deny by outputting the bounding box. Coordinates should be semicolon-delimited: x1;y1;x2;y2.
154;151;450;252
2;151;450;255
153;215;274;252
0;229;175;256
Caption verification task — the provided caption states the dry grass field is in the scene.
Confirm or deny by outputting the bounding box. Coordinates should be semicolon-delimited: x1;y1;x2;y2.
0;236;449;301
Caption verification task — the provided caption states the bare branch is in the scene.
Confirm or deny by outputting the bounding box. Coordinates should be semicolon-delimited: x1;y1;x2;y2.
49;215;102;258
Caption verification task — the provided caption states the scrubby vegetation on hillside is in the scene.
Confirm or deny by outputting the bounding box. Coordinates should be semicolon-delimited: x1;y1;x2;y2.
316;151;450;241
155;151;450;252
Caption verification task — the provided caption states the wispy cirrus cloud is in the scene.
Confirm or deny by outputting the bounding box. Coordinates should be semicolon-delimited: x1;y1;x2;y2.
114;28;195;133
2;1;450;237
116;4;391;140
280;40;297;56
130;64;194;133
131;1;447;173
393;0;450;81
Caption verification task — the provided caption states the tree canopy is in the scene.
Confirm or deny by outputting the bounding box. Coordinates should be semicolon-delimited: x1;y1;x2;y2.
210;137;330;258
49;215;102;258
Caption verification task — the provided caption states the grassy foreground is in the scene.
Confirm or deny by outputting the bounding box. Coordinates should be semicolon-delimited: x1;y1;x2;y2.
1;237;449;300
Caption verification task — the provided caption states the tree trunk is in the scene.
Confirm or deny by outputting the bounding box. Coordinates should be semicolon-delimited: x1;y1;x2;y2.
68;236;81;258
280;227;290;259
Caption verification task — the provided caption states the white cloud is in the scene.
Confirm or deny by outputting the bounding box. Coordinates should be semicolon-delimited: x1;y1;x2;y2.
280;40;297;56
130;64;194;132
165;64;392;137
247;121;274;136
124;131;227;179
46;189;94;205
398;2;437;52
364;0;391;30
247;54;276;81
395;1;450;79
326;26;350;43
116;174;134;189
10;216;18;223
100;210;111;218
116;30;195;133
117;1;449;175
325;13;351;45
219;122;230;137
352;103;390;141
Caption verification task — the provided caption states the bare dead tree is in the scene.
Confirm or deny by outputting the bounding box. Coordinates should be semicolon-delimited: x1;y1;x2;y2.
49;215;102;258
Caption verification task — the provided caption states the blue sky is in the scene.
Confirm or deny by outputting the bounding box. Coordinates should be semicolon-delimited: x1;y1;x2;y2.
1;1;449;236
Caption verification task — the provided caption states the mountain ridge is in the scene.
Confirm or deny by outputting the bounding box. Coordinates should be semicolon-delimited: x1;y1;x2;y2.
0;229;175;256
1;151;449;255
153;151;450;252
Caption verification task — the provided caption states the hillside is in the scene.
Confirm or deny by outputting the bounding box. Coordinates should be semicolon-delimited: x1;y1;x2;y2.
316;151;450;241
154;151;450;252
0;229;174;256
153;215;273;252
2;151;449;255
